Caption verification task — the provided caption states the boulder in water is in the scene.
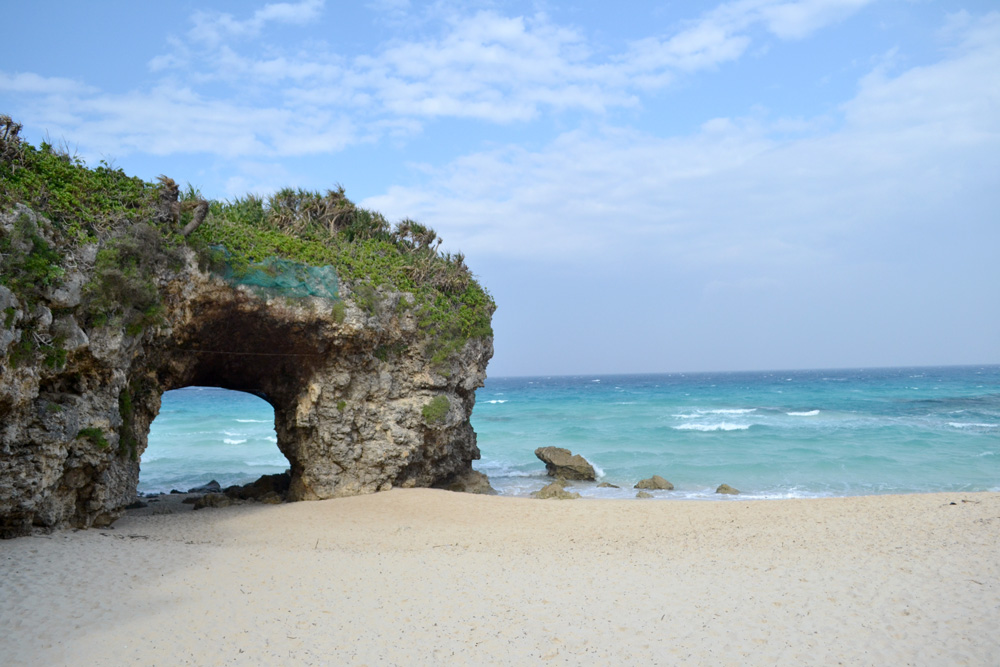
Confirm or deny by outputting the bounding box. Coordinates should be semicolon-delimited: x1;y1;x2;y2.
634;475;673;490
188;480;222;494
532;481;581;500
534;447;596;481
716;484;740;495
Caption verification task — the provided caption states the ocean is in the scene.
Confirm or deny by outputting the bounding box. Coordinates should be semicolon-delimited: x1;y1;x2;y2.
139;365;1000;499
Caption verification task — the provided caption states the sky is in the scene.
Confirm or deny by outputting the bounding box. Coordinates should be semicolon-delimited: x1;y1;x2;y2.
2;0;998;377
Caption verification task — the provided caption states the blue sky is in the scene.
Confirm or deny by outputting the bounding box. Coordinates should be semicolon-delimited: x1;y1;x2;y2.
2;0;998;376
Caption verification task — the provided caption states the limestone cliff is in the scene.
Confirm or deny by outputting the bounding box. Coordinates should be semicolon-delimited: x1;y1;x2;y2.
0;120;494;537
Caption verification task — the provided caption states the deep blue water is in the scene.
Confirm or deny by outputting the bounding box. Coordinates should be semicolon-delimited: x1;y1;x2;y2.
139;365;1000;499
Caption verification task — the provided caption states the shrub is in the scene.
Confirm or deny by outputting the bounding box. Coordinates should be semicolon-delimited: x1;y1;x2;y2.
422;396;450;424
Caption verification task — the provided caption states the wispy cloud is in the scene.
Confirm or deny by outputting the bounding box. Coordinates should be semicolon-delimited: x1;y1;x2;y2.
362;11;1000;270
188;0;325;45
0;0;876;159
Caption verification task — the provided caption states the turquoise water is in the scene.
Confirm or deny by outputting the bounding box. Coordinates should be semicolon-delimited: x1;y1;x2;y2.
139;366;1000;498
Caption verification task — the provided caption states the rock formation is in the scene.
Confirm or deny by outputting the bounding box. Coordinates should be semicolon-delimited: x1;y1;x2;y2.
715;484;740;495
532;480;581;500
0;127;495;537
634;475;674;490
534;446;597;481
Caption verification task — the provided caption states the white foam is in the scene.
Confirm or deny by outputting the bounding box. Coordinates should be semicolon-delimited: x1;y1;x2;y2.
674;408;755;418
485;400;508;404
977;451;995;457
949;422;998;430
223;438;247;444
787;410;820;416
236;419;270;423
674;423;750;432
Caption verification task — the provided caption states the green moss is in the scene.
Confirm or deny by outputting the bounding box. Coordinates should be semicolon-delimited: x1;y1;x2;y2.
77;427;109;450
374;342;407;362
3;307;16;329
7;332;35;367
331;301;346;324
336;400;347;412
421;396;450;424
42;335;67;370
0;213;64;308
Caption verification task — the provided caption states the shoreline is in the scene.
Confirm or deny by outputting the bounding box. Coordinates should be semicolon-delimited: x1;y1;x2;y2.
2;489;998;664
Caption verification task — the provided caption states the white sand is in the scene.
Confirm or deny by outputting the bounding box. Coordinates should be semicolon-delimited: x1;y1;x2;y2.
2;490;998;665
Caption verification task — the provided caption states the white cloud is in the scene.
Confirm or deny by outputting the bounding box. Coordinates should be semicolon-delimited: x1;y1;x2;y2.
0;71;96;96
0;0;882;162
188;0;324;45
362;12;1000;272
759;0;873;40
133;0;875;130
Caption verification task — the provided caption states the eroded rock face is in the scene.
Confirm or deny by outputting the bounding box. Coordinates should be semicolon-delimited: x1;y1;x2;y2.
0;210;493;537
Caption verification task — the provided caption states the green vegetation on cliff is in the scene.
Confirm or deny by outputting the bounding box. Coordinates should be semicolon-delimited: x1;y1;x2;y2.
0;116;493;363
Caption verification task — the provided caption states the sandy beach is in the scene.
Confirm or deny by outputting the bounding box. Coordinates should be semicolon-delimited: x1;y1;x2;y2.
1;490;998;665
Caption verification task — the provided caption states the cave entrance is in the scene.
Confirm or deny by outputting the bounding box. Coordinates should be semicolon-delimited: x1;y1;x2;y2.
138;386;289;495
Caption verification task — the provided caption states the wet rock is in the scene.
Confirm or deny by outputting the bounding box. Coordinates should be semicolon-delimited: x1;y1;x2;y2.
532;481;581;500
636;491;654;499
534;446;596;481
124;500;148;510
597;482;620;489
634;475;673;490
225;473;291;501
432;469;496;495
193;493;232;510
258;491;283;505
188;480;222;494
716;484;740;495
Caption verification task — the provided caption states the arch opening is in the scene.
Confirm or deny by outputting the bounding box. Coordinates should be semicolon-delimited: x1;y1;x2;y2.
139;387;289;495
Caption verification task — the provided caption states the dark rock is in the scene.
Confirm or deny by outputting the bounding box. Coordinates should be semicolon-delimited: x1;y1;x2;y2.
124;500;148;510
188;480;222;494
224;473;291;501
181;496;198;504
597;482;620;489
716;484;740;495
532;481;581;500
634;475;673;490
432;469;496;495
534;447;596;481
192;493;232;510
170;489;183;494
258;491;283;505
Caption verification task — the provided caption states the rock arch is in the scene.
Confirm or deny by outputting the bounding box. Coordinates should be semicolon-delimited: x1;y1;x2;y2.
1;247;492;537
